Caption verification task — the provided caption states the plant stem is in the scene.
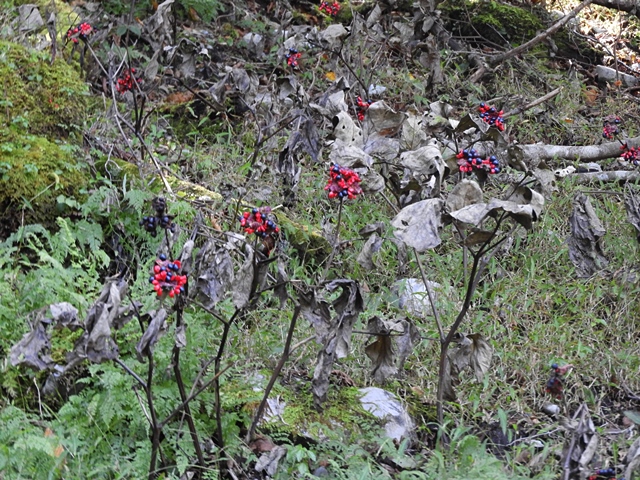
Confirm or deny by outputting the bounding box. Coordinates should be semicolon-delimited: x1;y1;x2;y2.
320;197;344;283
147;352;161;480
172;307;205;476
413;249;444;342
247;305;301;442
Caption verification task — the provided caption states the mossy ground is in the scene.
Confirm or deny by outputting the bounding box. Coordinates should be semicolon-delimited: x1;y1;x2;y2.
0;40;91;233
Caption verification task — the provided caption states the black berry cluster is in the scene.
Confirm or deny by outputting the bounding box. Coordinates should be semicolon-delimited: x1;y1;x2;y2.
116;68;142;94
603;115;622;140
286;48;301;68
140;197;176;237
66;22;93;44
356;96;372;121
149;254;187;298
456;149;501;174
239;207;280;238
478;103;504;131
319;1;341;16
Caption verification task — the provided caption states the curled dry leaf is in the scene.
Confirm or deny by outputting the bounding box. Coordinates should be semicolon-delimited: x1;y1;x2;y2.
391;198;443;252
332;111;363;146
400;113;427;150
446;179;483;213
448;187;544;230
365;316;398;383
443;332;493;401
357;233;383;270
299;280;363;408
364;317;420;383
364;101;406;137
136;308;167;362
194;240;234;309
399;142;446;194
625;436;640;480
10;320;51;370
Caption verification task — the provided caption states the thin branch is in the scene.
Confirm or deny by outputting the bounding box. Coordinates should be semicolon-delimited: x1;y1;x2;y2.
487;0;594;67
503;88;562;118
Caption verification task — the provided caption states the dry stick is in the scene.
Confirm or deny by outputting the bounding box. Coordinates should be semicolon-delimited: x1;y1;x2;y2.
487;0;594;67
502;88;562;118
247;306;302;442
495;0;593;66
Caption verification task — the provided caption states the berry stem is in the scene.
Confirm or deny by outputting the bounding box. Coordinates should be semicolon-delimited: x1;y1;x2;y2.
319;197;344;283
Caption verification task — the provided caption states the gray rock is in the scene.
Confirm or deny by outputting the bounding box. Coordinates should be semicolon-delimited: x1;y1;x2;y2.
358;387;414;441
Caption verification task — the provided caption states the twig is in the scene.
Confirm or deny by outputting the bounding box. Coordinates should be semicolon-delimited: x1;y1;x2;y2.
503;88;562;118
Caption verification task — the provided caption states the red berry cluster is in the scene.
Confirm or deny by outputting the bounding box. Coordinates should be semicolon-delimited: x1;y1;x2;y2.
149;254;187;298
621;143;640;166
239;207;280;238
545;363;573;399
319;1;341;16
587;468;618;480
456;149;501;174
66;22;93;44
602;115;622;140
356;96;372;121
478;103;505;131
325;163;362;199
286;48;301;68
116;68;142;94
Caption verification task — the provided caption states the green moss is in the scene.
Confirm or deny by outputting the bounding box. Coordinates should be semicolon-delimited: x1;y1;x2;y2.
0;129;88;220
442;0;543;46
50;327;83;364
264;385;381;442
0;40;88;137
275;213;331;260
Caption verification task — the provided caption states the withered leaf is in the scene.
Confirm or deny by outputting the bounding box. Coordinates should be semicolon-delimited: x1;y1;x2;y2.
365;316;401;383
364;101;406;137
49;302;80;329
136;309;167;362
10;321;51;370
82;278;127;363
357;233;383;270
233;247;255;309
446;179;483;213
194;241;234;309
391;199;443;252
443;332;494;401
301;280;363;408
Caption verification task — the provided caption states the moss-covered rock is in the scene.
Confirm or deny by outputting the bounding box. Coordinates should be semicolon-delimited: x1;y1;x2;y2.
441;0;543;47
0;40;88;137
0;40;90;235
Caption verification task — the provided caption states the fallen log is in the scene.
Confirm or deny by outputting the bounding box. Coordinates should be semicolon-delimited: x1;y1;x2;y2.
509;135;640;169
